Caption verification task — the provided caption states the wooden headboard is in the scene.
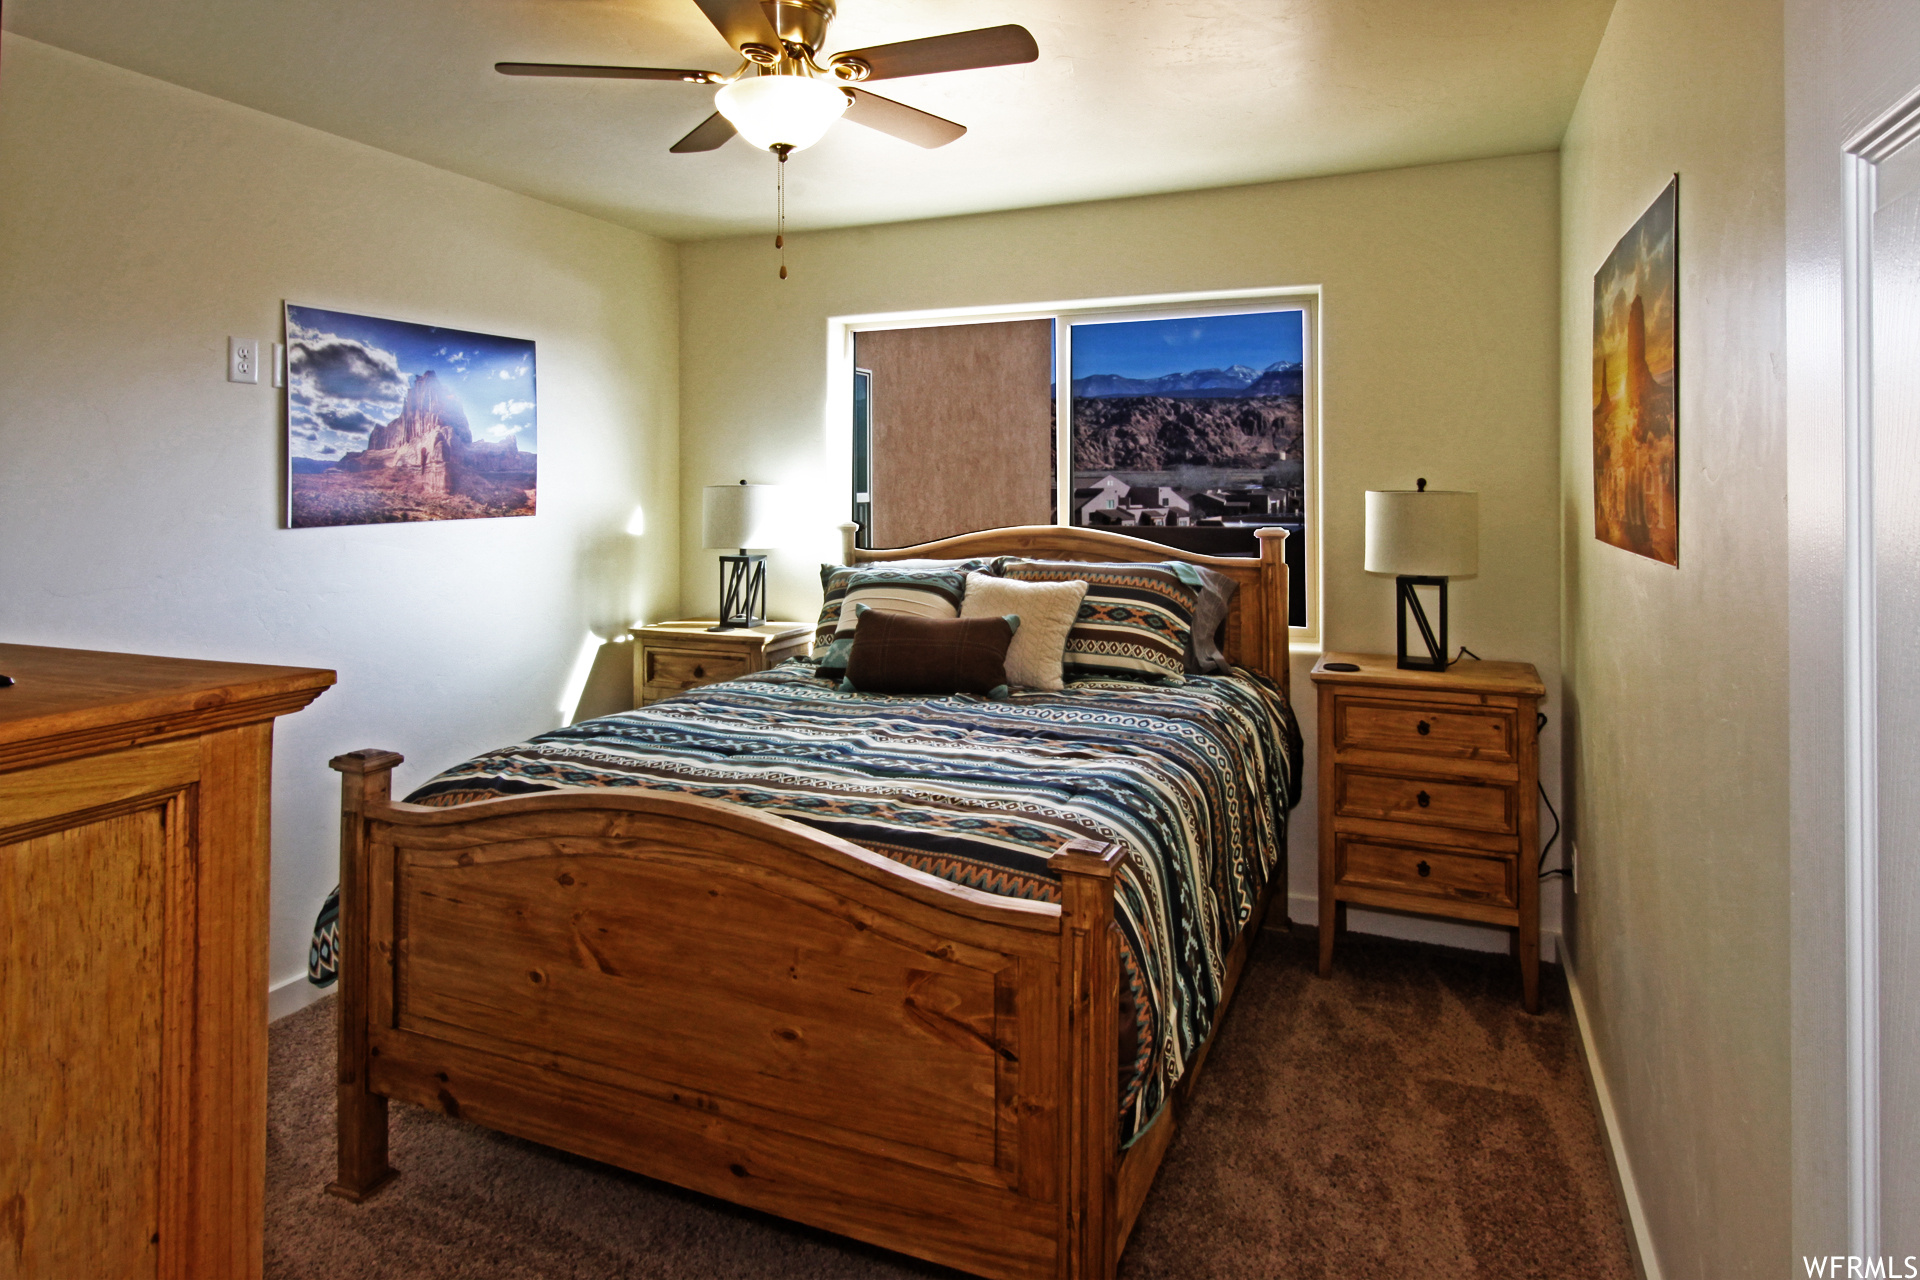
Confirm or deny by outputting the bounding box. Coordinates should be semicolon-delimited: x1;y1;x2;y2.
838;522;1290;695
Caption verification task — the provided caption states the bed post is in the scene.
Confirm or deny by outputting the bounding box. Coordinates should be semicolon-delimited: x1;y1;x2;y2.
1051;836;1125;1280
1254;525;1289;681
1254;525;1292;929
839;521;861;565
326;747;404;1203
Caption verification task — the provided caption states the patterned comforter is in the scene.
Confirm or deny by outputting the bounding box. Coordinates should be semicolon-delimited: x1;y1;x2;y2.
353;661;1296;1143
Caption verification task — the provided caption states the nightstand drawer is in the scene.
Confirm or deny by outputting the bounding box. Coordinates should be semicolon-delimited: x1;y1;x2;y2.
1334;767;1516;835
1334;835;1516;908
642;647;750;693
1333;695;1516;763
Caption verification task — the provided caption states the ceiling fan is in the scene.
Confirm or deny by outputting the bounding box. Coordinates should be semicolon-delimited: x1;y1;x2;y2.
496;0;1039;155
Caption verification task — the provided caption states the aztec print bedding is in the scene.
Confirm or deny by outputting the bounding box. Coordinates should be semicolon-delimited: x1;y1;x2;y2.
316;660;1297;1144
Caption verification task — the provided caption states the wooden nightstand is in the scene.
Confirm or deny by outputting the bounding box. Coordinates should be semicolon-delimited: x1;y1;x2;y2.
1310;652;1546;1012
630;620;812;706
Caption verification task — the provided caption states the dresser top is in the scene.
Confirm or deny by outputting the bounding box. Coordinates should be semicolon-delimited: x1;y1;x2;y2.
0;644;335;767
1309;651;1544;698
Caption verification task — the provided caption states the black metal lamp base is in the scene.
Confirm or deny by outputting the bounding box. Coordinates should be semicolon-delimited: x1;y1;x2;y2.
1395;575;1449;671
712;552;767;631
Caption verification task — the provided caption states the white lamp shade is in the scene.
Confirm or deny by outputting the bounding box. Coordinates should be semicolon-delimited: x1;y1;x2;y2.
1365;488;1479;578
703;483;783;549
714;75;850;152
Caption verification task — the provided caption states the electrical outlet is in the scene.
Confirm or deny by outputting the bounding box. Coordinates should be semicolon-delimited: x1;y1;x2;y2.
228;337;259;384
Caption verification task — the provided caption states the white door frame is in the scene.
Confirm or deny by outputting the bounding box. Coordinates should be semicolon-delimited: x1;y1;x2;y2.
1842;82;1920;1260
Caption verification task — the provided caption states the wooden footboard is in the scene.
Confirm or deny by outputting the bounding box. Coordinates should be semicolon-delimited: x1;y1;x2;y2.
326;522;1291;1279
327;749;1135;1280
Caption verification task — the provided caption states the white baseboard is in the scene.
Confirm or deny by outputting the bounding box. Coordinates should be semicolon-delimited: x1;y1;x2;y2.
1283;890;1562;965
268;971;331;1024
1564;959;1663;1280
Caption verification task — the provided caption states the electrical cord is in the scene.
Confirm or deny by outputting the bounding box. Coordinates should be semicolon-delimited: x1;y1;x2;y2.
1538;783;1566;878
1446;645;1482;668
1535;709;1567;879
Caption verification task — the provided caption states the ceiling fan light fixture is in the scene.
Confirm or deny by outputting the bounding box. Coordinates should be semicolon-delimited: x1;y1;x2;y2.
714;75;850;152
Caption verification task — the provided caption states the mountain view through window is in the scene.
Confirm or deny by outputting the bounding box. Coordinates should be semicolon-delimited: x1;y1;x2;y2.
1069;310;1304;536
1068;310;1306;623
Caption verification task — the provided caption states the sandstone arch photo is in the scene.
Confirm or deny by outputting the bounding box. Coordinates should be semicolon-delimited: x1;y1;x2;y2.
286;304;537;528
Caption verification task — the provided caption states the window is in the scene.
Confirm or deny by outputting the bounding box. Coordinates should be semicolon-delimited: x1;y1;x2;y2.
836;291;1317;637
1066;309;1306;627
851;367;872;548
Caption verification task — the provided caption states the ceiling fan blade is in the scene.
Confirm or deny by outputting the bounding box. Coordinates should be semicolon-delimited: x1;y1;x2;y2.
691;0;780;52
670;112;739;153
841;89;966;149
497;62;720;83
831;25;1037;82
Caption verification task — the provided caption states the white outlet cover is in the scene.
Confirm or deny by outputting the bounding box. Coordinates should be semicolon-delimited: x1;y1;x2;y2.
228;337;259;384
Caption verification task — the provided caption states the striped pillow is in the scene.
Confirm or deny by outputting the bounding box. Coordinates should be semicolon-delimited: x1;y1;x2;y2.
814;566;969;675
997;559;1203;683
813;560;987;661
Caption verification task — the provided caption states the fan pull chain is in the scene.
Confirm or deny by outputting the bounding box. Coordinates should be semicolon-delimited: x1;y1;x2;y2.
773;143;791;280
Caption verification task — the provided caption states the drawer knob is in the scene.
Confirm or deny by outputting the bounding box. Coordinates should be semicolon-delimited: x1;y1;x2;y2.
1416;720;1431;736
693;664;706;678
1417;860;1432;877
1416;790;1431;808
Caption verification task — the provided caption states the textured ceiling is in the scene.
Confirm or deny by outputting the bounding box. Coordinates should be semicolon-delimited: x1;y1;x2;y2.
3;0;1614;240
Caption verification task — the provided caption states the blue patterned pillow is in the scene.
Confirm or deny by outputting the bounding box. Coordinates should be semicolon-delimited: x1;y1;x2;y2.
997;559;1202;683
813;565;974;675
308;886;339;988
813;560;989;663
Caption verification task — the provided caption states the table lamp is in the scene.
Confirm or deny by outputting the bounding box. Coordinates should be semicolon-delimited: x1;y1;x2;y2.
702;481;782;630
1364;479;1479;671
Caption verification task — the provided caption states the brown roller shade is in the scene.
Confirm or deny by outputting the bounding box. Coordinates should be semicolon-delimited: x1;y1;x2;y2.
855;319;1054;547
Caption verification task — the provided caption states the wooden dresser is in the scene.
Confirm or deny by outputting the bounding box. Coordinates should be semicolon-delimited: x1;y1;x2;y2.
1310;652;1545;1012
630;620;811;706
0;644;333;1280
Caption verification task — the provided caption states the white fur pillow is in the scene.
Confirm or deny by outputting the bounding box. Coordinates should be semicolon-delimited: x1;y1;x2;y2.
960;572;1087;691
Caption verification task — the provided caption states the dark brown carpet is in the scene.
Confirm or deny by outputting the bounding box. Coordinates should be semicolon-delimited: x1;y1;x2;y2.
265;930;1635;1280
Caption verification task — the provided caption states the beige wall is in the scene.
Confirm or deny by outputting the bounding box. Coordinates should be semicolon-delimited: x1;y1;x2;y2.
1558;0;1790;1274
679;152;1565;945
0;37;681;1007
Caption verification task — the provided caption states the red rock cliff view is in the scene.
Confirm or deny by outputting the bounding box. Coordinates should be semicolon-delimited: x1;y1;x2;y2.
291;370;536;527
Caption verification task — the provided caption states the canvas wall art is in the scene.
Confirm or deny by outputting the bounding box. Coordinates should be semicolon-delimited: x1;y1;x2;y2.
286;304;537;528
1592;177;1678;566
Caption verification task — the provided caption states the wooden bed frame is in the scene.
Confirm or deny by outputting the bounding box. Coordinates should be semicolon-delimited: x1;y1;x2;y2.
328;523;1290;1280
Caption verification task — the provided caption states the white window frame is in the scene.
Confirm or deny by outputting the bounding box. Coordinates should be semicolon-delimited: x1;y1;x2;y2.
827;286;1323;647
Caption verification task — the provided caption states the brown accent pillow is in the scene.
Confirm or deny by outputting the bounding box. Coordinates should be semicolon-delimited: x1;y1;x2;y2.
841;607;1018;696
